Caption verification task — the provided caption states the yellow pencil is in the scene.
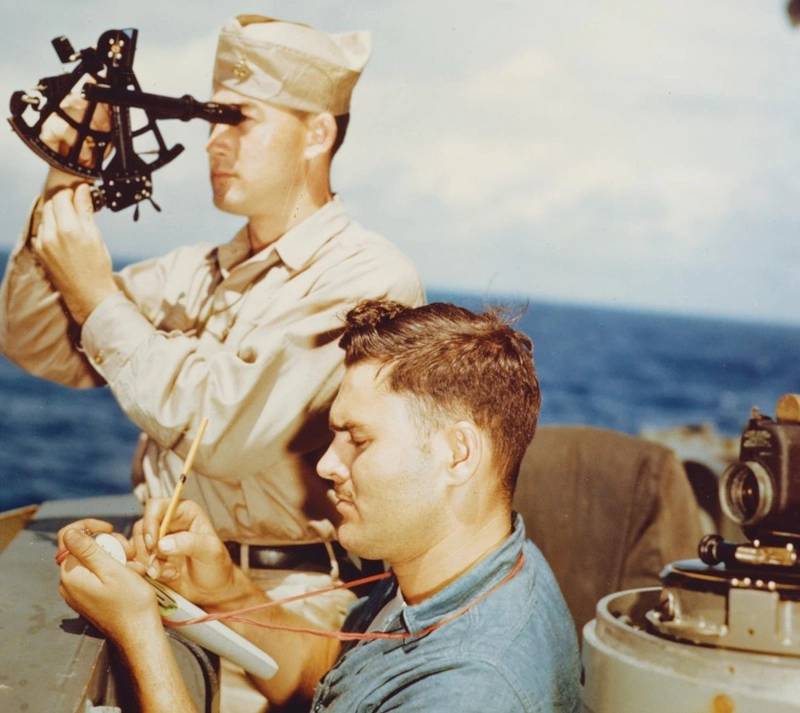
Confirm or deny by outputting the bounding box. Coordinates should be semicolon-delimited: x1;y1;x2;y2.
149;416;209;564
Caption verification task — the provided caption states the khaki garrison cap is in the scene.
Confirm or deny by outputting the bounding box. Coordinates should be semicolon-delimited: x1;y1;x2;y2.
213;14;372;115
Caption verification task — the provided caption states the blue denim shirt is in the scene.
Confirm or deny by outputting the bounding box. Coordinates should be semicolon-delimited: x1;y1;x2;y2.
310;513;580;712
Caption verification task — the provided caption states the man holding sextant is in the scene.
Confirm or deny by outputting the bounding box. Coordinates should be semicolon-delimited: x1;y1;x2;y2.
58;300;581;712
0;18;423;706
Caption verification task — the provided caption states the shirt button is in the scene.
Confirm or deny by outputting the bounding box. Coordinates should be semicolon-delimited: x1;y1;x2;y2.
93;351;104;365
239;346;256;363
234;504;250;528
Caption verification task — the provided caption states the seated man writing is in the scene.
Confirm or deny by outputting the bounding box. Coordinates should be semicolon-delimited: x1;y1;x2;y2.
57;300;581;712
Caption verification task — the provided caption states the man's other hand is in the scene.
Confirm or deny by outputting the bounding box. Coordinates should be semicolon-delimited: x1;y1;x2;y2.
40;87;111;200
56;518;133;558
58;526;161;648
133;499;251;609
32;184;119;325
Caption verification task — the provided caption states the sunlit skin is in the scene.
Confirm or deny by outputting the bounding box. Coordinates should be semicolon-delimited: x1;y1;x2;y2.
206;86;335;250
28;86;339;324
318;361;450;561
317;360;513;603
57;360;517;709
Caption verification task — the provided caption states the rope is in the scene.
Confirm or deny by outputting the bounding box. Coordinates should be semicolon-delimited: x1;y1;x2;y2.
165;551;525;642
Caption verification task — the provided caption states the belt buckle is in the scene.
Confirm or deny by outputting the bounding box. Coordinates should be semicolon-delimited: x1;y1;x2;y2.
238;542;250;576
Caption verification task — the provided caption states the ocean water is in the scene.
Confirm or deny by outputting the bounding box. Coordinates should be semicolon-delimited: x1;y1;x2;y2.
1;253;799;512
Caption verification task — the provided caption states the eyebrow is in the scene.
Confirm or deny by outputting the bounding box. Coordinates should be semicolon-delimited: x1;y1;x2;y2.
217;99;254;113
329;419;364;433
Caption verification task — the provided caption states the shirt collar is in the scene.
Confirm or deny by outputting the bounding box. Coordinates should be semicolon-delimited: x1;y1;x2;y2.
273;197;350;272
216;227;252;276
399;512;527;634
213;197;351;277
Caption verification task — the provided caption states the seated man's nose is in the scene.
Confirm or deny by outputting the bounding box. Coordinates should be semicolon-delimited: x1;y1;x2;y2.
317;449;347;481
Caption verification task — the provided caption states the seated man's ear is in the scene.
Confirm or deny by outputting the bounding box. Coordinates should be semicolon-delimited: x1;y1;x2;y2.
445;421;482;486
304;112;337;159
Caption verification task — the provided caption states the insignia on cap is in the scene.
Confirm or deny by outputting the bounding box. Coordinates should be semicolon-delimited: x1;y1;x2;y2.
214;16;372;114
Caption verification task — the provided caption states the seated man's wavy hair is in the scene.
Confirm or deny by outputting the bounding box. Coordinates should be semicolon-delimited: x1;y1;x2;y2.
339;300;541;500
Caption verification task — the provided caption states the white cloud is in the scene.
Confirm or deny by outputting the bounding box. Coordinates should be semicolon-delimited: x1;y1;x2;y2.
335;1;800;325
2;1;800;323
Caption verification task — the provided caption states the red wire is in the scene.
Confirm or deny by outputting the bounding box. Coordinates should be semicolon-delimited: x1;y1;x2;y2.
55;542;525;642
165;551;525;642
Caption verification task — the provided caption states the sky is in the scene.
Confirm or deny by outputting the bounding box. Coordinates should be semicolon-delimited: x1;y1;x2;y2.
2;1;799;324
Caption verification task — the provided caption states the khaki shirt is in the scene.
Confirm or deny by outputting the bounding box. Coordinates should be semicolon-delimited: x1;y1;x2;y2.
0;198;424;544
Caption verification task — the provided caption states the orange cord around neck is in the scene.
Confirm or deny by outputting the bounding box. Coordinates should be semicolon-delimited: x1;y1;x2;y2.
165;551;525;642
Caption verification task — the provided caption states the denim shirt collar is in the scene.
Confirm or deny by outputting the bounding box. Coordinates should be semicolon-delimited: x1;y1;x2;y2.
398;512;527;635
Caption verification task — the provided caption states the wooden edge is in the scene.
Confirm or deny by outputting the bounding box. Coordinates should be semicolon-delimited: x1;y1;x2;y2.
776;394;800;423
0;503;39;553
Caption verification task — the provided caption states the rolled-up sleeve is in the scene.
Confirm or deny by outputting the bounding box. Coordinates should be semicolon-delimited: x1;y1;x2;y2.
0;214;102;388
0;202;205;389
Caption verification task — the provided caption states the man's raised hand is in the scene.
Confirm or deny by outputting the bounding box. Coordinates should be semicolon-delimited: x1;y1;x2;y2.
133;499;250;608
40;85;112;199
32;184;118;325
